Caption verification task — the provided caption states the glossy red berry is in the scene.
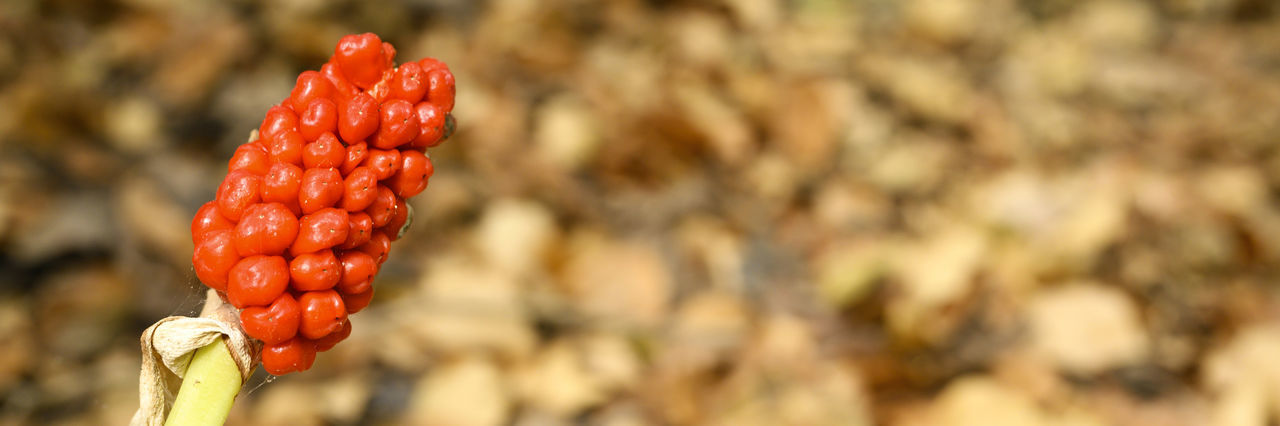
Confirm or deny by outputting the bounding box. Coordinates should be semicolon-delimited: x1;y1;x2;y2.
192;201;235;244
261;162;304;215
363;149;401;180
381;42;397;69
342;287;374;314
387;150;434;199
303;132;346;169
226;255;290;308
358;231;391;265
261;337;316;375
409;102;446;149
289;71;335;112
240;293;301;345
292;208;350;256
340;167;378;212
290;249;341;291
299;98;339;142
299;289;348;340
259;105;299;141
314;320;351;352
337;250;376;294
384;196;410;241
228;143;270;175
390;61;427;103
425;67;455;113
338;92;379;144
365;185;398;228
339;212;373;250
263;129;305;166
193;230;240;292
233;203;299;256
319;62;357;102
371;99;418;149
299;167;344;214
418;57;448;73
216;170;262;222
340;141;369;176
333;33;388;90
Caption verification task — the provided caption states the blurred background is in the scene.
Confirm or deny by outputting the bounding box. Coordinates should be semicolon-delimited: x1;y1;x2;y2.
2;0;1280;424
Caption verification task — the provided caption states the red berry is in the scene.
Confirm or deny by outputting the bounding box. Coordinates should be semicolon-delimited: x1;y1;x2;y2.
228;143;270;175
390;61;427;103
216;170;262;221
425;67;455;113
342;287;374;314
240;293;301;345
292;208;350;256
233;203;299;257
387;150;434;199
370;99;419;149
298;289;348;339
337;250;376;294
193;230;240;292
226;255;290;308
333;33;387;90
336;275;371;296
363;149;401;180
339;212;373;250
381;42;397;69
190;36;459;371
314;320;351;352
259;105;298;141
346;281;377;303
261;162;304;215
192;201;234;244
299;167;344;214
365;185;398;228
383;196;411;241
303;132;346;169
290;249;341;291
338;92;379;144
408;102;446;149
288;71;335;112
299;98;339;142
263;130;305;166
319;62;357;102
340;167;378;212
358;231;391;265
418;57;449;73
340;140;368;175
261;337;316;375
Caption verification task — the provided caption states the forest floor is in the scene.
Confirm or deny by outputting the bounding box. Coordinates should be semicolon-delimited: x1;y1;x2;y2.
2;0;1280;425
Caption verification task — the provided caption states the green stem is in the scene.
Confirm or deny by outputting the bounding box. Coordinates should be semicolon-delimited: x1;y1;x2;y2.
164;339;243;426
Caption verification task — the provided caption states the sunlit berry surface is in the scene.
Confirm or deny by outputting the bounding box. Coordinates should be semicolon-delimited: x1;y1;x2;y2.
191;33;453;375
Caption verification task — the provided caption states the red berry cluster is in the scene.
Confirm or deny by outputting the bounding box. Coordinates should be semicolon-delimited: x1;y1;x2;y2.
190;33;455;375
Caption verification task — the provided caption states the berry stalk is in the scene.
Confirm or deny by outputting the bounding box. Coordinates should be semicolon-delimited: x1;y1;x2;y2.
163;339;241;426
